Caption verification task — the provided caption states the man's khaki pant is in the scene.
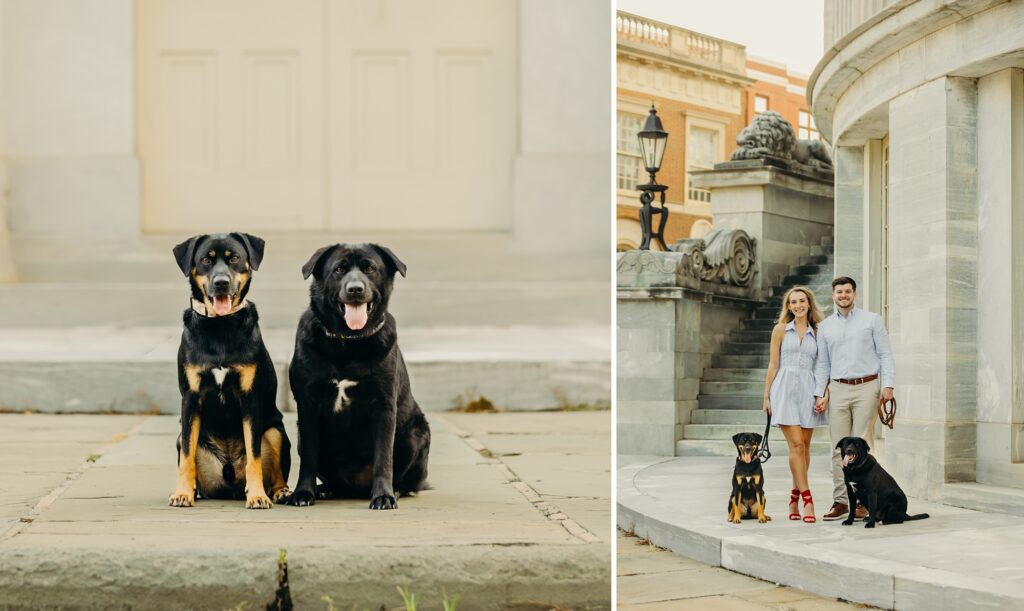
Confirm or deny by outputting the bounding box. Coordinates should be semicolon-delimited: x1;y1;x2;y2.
828;378;880;505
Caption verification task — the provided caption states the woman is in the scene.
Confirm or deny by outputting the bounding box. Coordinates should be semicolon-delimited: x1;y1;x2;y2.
762;286;827;523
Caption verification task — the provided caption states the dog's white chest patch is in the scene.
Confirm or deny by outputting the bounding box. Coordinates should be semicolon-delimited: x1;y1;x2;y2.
744;476;753;484
212;367;229;386
333;379;358;412
849;482;858;492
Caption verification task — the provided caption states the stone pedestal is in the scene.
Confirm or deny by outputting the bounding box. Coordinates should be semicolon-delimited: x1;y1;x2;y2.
616;252;701;456
691;160;833;292
616;249;758;456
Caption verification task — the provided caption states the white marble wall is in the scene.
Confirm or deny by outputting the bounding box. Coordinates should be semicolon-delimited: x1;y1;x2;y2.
514;0;610;255
617;296;699;456
885;76;978;498
975;68;1024;487
0;0;138;235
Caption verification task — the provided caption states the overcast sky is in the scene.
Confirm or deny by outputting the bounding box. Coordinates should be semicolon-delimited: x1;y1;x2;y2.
617;0;825;76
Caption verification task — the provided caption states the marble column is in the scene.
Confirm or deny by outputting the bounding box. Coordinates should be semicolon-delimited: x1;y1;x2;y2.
885;76;978;498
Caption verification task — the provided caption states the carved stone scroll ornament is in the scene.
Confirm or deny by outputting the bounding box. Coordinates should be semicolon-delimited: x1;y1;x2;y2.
669;228;756;287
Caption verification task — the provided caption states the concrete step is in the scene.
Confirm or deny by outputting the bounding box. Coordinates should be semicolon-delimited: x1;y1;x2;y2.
675;438;831;457
821;236;834;248
791;264;830;276
0;326;610;413
701;368;767;382
689;409;767;425
809;245;834;257
721;342;768;355
740;318;776;331
799;255;831;266
711;354;769;369
729;330;771;344
682;423;830;443
700;380;763;396
697;394;762;410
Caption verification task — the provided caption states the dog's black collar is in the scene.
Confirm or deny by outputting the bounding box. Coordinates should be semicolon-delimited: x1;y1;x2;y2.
323;317;386;340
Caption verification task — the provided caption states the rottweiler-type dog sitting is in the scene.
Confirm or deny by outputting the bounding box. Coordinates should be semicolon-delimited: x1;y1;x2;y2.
286;243;430;510
168;233;291;509
837;436;929;528
728;432;769;523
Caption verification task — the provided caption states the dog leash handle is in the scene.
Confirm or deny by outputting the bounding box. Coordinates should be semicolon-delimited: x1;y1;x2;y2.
757;411;772;462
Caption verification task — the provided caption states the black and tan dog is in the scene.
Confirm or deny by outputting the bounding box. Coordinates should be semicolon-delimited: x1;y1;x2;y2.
168;233;291;509
728;432;769;523
286;243;430;509
837;436;929;528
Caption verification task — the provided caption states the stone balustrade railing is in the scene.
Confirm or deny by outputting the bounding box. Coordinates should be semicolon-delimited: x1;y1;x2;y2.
616;11;745;77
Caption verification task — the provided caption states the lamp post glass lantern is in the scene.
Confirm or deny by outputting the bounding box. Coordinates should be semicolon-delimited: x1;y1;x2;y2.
637;104;669;251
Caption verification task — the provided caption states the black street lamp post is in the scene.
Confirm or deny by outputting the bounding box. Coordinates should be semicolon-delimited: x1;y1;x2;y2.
637;104;669;251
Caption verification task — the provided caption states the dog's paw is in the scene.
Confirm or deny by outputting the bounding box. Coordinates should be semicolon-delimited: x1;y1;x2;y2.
168;490;195;507
841;519;854;526
758;515;769;524
370;494;397;510
246;492;273;509
864;521;876;529
271;487;292;504
286;488;316;507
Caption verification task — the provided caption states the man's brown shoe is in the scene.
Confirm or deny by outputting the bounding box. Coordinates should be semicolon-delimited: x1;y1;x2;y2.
855;504;869;520
822;503;849;521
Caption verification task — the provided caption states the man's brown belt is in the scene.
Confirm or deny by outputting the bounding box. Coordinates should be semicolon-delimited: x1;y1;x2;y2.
834;374;878;385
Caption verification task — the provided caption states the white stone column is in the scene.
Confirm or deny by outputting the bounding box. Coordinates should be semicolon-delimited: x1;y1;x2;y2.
513;0;609;255
886;76;977;498
975;68;1024;488
1;0;138;235
832;145;865;283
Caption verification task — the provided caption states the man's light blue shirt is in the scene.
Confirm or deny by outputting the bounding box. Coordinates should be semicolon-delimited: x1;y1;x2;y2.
813;306;895;396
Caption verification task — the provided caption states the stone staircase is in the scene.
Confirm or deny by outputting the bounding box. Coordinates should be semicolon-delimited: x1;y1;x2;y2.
677;232;835;457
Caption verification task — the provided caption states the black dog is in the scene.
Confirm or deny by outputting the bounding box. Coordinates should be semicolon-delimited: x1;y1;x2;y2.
168;233;291;509
728;432;769;523
286;243;430;510
837;436;929;528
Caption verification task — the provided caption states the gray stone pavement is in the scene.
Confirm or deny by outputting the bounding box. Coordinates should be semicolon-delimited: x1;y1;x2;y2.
618;454;1024;610
617;531;874;610
0;411;611;610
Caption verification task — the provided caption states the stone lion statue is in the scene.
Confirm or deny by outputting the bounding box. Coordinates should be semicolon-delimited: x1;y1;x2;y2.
731;110;832;171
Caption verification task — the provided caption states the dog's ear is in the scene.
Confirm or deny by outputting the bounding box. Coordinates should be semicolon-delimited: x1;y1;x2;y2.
856;437;870;453
231;233;265;271
731;433;742;445
835;437;847;450
752;433;762;445
301;244;338;280
371;244;407;278
172;235;205;277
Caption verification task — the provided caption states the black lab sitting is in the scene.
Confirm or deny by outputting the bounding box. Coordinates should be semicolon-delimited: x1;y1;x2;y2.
286;243;430;510
837;436;929;528
728;432;769;523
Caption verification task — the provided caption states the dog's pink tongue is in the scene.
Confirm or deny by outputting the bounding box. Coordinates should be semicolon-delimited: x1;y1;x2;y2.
843;455;852;467
213;295;232;316
345;303;368;330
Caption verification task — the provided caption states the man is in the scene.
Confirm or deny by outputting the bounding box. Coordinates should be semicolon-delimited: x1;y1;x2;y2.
814;276;895;521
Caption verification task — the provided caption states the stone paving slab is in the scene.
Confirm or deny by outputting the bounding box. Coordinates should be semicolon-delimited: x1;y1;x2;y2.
0;412;611;609
617;532;873;610
618;454;1024;610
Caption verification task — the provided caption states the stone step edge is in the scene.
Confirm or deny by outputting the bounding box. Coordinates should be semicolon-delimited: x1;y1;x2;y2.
617;462;1024;610
0;543;612;610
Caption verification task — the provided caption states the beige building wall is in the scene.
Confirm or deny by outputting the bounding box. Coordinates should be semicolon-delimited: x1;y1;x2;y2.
0;0;609;258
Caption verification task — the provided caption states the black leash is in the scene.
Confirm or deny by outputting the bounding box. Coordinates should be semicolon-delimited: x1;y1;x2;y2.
757;411;772;463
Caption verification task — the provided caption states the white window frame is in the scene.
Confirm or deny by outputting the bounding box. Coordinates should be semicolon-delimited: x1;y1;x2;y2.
616;100;647;194
799;110;820;141
754;94;769;114
684;111;727;207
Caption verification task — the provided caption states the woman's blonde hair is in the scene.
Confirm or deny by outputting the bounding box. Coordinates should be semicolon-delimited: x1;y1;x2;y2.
776;286;824;329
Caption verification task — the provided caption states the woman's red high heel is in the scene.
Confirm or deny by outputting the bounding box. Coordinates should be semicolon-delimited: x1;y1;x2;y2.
788;488;801;520
801;489;816;523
